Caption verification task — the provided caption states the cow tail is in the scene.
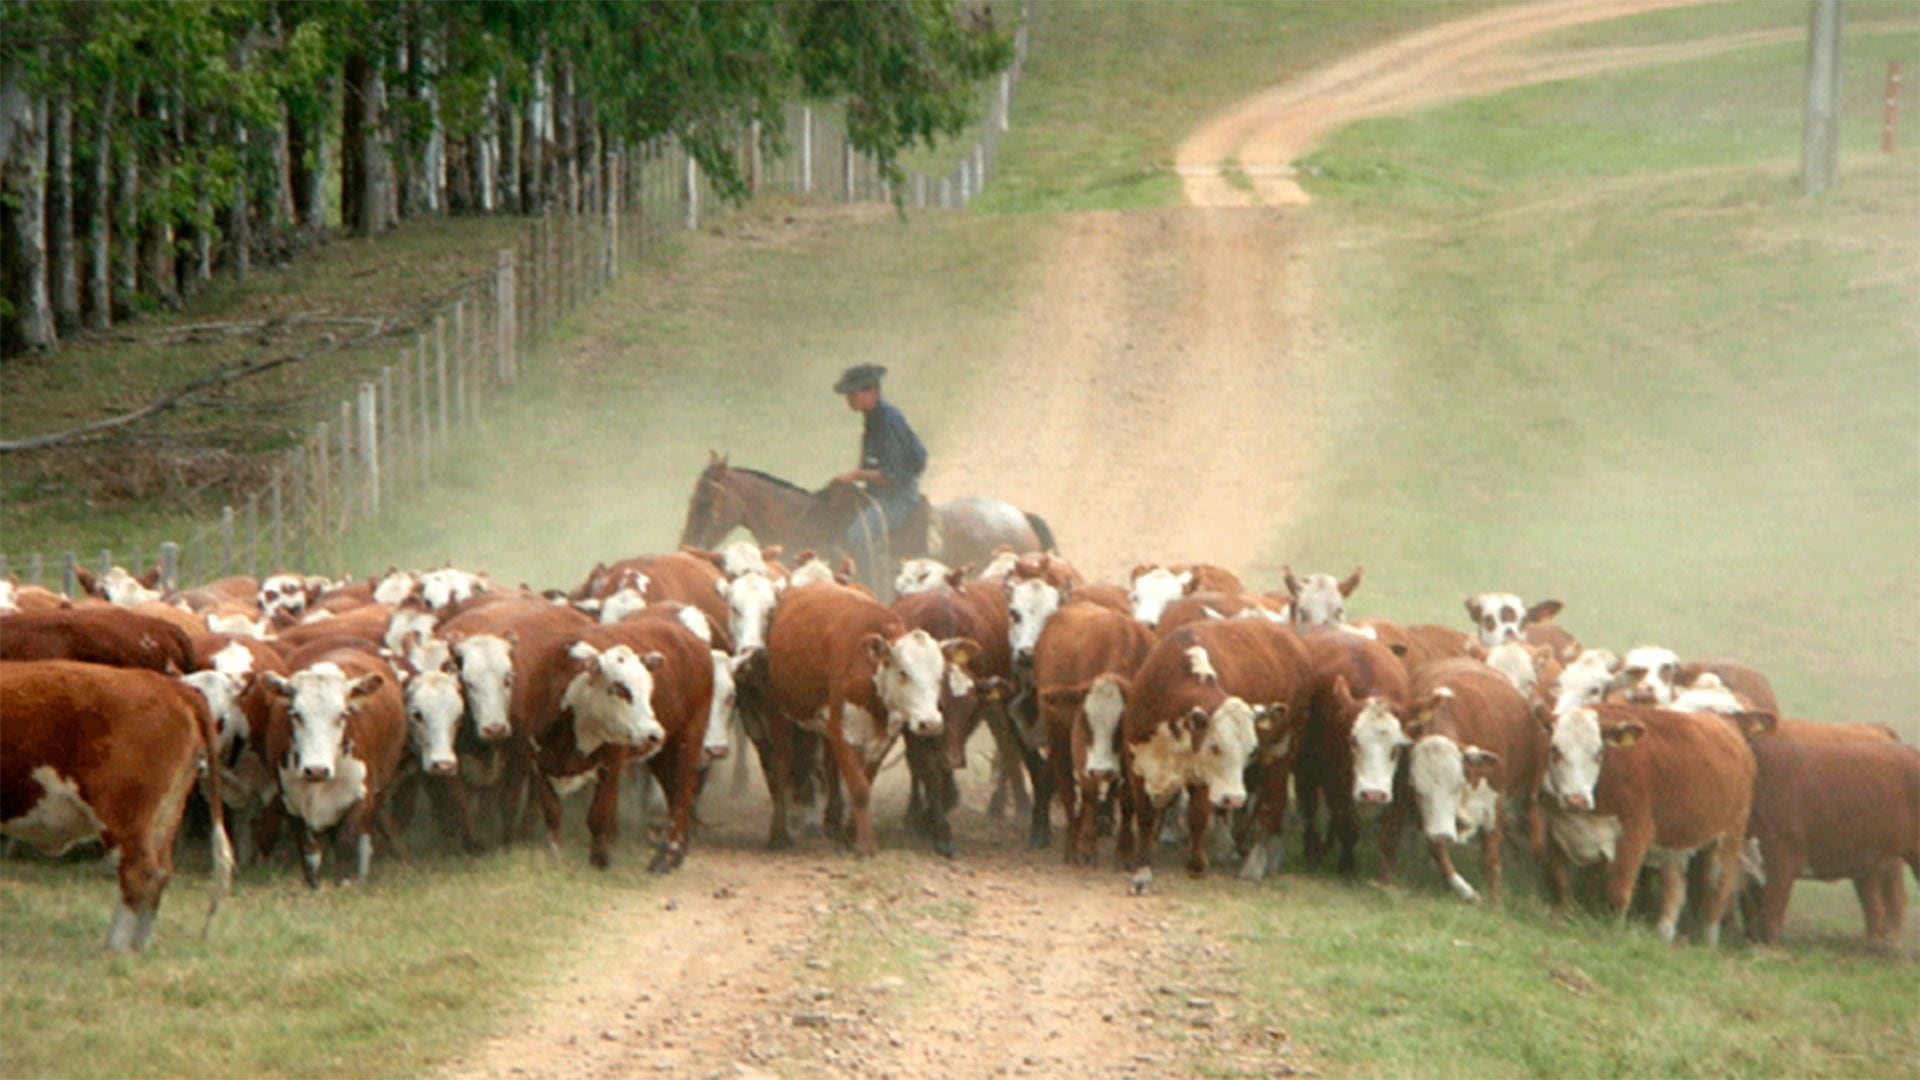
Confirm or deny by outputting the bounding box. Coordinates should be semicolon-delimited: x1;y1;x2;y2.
1024;512;1059;554
190;698;235;941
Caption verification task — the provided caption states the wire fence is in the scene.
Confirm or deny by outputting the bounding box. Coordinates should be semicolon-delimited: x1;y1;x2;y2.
1;8;1031;597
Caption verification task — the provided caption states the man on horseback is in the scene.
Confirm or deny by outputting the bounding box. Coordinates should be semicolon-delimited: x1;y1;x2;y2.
832;364;927;589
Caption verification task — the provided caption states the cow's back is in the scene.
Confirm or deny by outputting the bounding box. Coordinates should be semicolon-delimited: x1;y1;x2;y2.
1413;662;1539;784
1595;705;1755;844
0;609;198;673
0;661;208;851
767;583;899;717
1750;736;1920;878
1033;604;1157;691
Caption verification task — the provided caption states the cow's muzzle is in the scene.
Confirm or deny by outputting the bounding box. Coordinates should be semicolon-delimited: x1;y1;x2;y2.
427;758;458;777
301;764;333;782
1356;788;1390;805
479;723;512;742
1562;792;1592;812
909;717;944;738
1214;793;1246;811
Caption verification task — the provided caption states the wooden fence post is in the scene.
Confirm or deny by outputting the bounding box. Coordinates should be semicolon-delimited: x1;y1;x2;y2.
358;381;380;514
338;400;353;531
313;421;330;539
686;152;700;230
292;450;307;572
245;492;259;578
221;507;235;577
271;465;284;573
63;553;78;597
159;542;178;591
380;365;396;496
415;345;431;486
497;250;515;383
29;552;43;587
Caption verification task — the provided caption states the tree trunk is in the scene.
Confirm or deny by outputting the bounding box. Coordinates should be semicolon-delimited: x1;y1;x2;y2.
268;98;293;257
475;74;498;213
2;71;55;356
138;91;179;311
524;53;548;213
189;111;215;292
86;82;115;330
502;89;521;213
48;90;79;333
342;54;368;233
555;62;576;214
228;115;251;282
290;76;331;239
114;98;138;317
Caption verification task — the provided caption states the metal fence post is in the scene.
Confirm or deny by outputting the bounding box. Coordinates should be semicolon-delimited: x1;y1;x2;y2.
63;553;78;597
271;466;284;573
338;399;353;531
245;492;259;578
159;542;178;591
29;553;43;587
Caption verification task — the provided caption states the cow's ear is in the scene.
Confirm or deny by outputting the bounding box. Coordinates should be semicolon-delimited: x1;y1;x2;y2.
1525;600;1564;626
1464;597;1481;622
1463;745;1501;769
1532;702;1554;733
1338;567;1363;598
942;638;980;672
641;651;666;672
1283;565;1302;599
1177;570;1198;594
1330;675;1357;716
348;673;384;700
1601;720;1646;747
138;567;163;589
73;567;100;596
1735;710;1778;737
863;633;891;665
262;672;294;697
761;545;784;562
1042;684;1090;709
1465;642;1489;663
1129;564;1151;583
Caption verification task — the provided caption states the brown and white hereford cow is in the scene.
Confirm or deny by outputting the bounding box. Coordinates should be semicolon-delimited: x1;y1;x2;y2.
891;582;1006;857
1732;713;1919;946
517;618;714;870
73;565;165;607
0;606;199;673
579;552;728;632
1127;563;1244;626
1032;604;1159;867
261;645;407;887
1396;658;1544;903
1117;620;1311;893
1617;645;1781;716
169;575;260;614
1540;704;1755;944
761;583;965;856
1;660;234;951
1295;628;1411;878
1154;592;1289;638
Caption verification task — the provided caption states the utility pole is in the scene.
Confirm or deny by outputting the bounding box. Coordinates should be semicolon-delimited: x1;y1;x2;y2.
1801;0;1843;196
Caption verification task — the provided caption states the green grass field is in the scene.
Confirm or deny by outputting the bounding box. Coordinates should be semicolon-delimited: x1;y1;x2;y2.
4;2;1918;1076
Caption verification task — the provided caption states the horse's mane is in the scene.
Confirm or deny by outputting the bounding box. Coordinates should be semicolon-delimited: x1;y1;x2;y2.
724;465;820;498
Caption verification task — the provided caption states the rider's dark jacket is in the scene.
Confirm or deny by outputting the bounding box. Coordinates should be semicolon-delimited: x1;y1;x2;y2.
861;398;927;496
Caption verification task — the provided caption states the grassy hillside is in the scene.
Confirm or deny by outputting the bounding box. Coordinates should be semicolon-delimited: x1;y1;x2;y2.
1274;19;1920;740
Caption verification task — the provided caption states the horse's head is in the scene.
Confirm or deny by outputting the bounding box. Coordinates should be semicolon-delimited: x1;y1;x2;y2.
681;452;736;550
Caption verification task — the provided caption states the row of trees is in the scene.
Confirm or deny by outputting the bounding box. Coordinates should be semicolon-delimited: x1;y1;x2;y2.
0;1;1012;358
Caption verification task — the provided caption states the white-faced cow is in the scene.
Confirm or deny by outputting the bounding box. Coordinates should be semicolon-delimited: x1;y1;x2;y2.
1032;604;1159;866
1284;566;1362;631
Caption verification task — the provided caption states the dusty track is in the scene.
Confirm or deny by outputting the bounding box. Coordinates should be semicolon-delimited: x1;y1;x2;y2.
450;3;1754;1076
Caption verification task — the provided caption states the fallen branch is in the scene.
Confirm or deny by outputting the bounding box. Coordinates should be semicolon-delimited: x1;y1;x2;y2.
3;273;491;455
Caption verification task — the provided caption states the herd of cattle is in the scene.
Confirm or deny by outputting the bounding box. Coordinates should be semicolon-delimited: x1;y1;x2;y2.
1;543;1915;955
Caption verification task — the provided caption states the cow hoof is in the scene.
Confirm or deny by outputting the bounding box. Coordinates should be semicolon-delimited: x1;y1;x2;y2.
767;832;794;852
1027;830;1050;851
590;850;611;871
647;851;678;875
932;836;955;859
1128;869;1153;897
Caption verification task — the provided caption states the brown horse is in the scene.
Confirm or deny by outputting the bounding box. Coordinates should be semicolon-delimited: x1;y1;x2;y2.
679;453;1057;577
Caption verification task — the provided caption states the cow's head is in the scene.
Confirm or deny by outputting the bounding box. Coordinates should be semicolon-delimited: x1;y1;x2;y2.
259;573;310;619
402;663;466;777
597;576;651;624
1672;672;1743;715
0;580;16;615
718;540;780;580
1465;593;1563;648
893;557;951;598
450;632;517;742
1550;648;1619;715
1402;692;1501;844
180;668;252;758
373;569;419;606
564;642;667;758
866;629;947;738
263;662;384;782
385;602;439;665
1285;565;1362;630
1542;706;1642;812
1006;574;1065;665
206;609;271;640
1474;641;1549;696
1042;673;1133;781
100;566;163;608
788;552;837;589
1193;697;1264;809
976;547;1021;584
701;649;743;765
1619;645;1679;705
1129;565;1193;626
717;571;779;654
419;567;486;611
1348;685;1410;806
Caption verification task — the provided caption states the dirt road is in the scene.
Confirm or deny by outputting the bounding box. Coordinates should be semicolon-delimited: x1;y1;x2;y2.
449;3;1737;1076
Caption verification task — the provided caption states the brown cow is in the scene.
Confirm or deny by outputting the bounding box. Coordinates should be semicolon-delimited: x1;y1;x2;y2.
578;552;727;633
890;579;1009;856
1295;628;1411;877
1541;703;1755;944
170;575;261;614
1;660;234;950
762;583;966;856
1283;566;1363;631
1032;604;1159;867
261;645;407;887
1732;713;1919;945
189;634;294;863
1115;619;1312;893
1354;619;1471;670
0;607;198;673
1396;658;1544;903
1156;592;1290;638
514;618;714;870
1464;592;1576;658
74;565;165;607
269;603;398;656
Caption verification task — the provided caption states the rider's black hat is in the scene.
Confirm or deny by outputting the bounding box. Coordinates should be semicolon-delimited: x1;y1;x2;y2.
832;364;887;395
